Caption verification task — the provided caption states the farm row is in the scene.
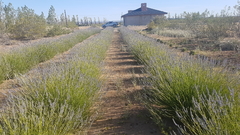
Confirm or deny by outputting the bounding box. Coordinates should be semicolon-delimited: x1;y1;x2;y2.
0;27;101;83
0;27;113;134
120;27;240;134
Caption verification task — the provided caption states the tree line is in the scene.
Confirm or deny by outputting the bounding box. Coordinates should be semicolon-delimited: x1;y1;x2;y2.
0;1;106;40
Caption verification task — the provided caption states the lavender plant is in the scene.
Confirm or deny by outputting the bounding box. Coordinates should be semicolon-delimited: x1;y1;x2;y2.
120;26;240;134
173;89;240;135
0;28;114;134
0;27;101;83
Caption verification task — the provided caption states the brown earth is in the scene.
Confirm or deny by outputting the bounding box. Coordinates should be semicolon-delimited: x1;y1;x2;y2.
88;29;164;134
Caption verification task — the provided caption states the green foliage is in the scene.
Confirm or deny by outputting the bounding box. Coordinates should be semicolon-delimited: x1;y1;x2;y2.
0;21;5;35
156;39;163;43
3;3;15;32
46;25;71;37
47;5;56;25
8;6;46;39
66;22;78;29
147;16;168;31
181;48;186;52
189;50;195;55
153;16;169;30
147;21;156;31
200;16;231;40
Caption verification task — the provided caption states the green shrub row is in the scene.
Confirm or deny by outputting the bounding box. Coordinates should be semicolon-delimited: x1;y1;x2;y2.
0;28;114;134
120;26;240;134
0;27;101;83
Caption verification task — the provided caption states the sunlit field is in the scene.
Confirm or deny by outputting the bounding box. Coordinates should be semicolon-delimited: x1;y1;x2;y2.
120;26;240;135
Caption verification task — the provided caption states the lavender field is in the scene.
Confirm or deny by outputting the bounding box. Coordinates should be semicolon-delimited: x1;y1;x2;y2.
0;25;239;134
120;26;240;135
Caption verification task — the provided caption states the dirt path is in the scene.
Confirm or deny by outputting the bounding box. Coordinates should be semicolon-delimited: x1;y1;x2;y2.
88;29;161;135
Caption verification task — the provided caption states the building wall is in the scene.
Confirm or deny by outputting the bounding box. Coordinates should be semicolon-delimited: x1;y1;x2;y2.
123;14;164;26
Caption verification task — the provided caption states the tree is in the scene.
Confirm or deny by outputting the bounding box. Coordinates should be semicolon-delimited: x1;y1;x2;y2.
3;3;15;32
94;17;96;24
40;12;45;19
98;17;100;24
84;17;88;25
152;16;168;30
80;19;83;25
10;5;46;39
60;13;65;25
0;0;4;22
76;15;79;25
234;0;240;16
0;0;5;35
47;5;56;24
88;17;92;25
71;15;76;23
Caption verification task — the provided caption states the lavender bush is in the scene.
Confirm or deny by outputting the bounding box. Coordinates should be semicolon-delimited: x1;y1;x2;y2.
120;26;240;134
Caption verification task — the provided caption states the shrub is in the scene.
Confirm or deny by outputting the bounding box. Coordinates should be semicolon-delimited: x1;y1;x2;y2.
46;25;72;37
181;48;186;52
189;50;195;55
147;21;156;31
157;39;164;43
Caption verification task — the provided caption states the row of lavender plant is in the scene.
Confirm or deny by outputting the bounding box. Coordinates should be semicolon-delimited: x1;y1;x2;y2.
0;27;101;83
0;28;114;134
120;26;240;134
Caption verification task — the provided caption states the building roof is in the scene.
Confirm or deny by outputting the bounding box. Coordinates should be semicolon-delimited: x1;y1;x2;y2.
121;7;167;17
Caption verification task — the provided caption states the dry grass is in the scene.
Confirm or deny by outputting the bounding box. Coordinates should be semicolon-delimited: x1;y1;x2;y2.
127;25;147;31
128;26;240;65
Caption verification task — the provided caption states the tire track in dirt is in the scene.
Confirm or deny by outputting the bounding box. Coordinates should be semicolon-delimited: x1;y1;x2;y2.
88;29;161;135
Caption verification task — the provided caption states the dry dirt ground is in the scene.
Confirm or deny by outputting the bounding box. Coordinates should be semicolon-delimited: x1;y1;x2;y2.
88;29;163;134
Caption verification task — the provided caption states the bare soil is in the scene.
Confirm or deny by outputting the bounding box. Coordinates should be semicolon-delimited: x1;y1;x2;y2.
88;29;163;134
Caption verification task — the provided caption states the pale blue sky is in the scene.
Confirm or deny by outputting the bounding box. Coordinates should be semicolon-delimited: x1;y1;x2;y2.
2;0;239;21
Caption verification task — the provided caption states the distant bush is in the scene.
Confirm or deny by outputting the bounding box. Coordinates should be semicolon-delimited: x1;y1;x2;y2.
147;21;156;31
189;50;195;55
218;40;240;51
181;48;186;52
46;25;72;37
156;39;163;43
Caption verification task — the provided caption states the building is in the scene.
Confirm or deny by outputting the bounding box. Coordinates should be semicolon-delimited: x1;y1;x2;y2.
121;3;167;26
